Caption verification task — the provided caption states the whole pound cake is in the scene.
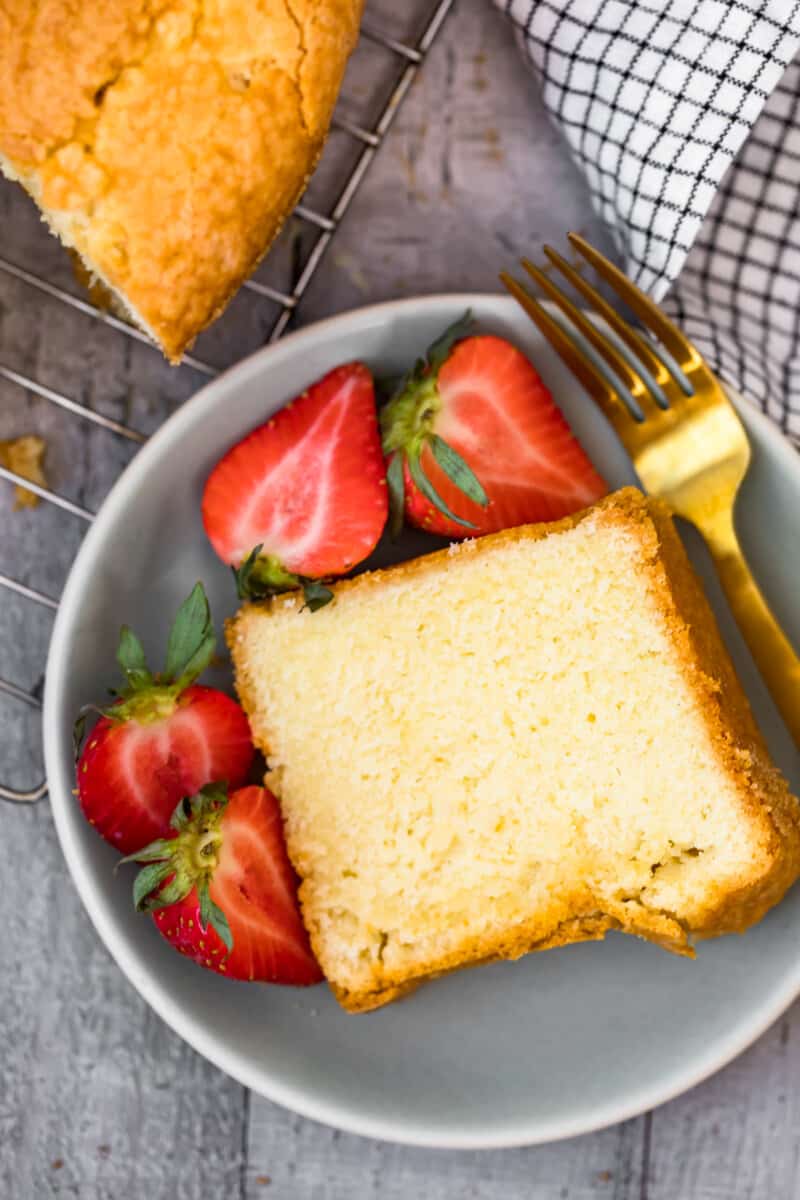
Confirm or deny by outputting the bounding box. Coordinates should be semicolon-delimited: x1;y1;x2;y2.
0;1;362;360
228;488;800;1012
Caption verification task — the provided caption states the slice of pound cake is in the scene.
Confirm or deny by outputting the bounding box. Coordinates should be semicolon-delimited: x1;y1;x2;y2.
228;488;800;1012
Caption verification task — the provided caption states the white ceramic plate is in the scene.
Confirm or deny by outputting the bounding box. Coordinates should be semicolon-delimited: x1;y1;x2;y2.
44;295;800;1149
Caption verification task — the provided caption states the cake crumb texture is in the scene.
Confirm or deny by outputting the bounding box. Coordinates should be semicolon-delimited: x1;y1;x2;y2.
228;489;800;1012
0;434;47;508
0;1;362;359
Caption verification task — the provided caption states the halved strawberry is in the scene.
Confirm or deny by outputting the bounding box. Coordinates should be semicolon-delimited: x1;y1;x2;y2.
201;363;388;609
125;784;322;985
380;315;607;538
76;585;254;855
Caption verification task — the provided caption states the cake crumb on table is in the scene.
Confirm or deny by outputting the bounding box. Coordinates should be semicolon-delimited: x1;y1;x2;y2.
0;434;47;508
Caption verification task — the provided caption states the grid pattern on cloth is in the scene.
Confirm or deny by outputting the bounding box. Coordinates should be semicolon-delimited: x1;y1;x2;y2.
496;0;800;441
666;59;800;438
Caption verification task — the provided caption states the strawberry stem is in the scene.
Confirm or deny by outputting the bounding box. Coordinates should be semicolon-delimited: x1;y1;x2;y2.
386;452;405;539
380;374;441;457
125;784;232;937
165;583;216;690
88;583;218;735
105;685;180;727
300;580;334;613
425;310;474;372
234;546;333;612
194;828;223;871
234;547;300;601
380;312;489;530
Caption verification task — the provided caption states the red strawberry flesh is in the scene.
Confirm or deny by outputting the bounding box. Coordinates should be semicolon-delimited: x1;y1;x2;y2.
147;786;322;985
384;334;607;539
78;686;253;855
202;362;388;578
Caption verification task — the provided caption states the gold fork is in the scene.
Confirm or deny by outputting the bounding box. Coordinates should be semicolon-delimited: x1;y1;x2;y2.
501;231;800;746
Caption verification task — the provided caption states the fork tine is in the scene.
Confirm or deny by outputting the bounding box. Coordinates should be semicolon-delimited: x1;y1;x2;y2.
521;257;657;416
568;233;705;374
541;245;673;393
500;272;634;437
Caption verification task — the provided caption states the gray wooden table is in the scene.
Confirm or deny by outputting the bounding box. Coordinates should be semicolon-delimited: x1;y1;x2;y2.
2;2;797;1196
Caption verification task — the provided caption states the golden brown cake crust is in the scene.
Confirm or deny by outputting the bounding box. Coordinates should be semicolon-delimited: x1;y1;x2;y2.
0;1;362;360
228;488;800;1013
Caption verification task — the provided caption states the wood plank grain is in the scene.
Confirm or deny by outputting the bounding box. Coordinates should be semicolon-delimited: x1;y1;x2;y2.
244;1106;645;1200
645;1000;800;1199
0;804;248;1200
298;0;617;328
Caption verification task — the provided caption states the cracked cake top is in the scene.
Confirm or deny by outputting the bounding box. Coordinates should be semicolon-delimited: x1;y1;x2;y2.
0;1;362;359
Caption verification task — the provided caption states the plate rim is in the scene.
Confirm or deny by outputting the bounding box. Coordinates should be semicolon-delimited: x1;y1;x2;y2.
42;292;800;1149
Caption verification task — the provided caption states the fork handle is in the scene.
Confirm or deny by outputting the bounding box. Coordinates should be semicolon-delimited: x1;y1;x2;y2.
698;507;800;746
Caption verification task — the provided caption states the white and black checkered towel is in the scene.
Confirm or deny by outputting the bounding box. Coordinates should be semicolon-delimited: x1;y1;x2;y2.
496;0;800;441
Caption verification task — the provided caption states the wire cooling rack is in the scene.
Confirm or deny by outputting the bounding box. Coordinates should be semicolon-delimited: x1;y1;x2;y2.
0;0;455;804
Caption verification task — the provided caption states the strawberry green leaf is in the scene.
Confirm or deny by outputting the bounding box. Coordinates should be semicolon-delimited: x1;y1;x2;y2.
165;583;216;689
198;879;212;931
116;626;152;691
164;783;226;835
132;860;174;912
429;434;488;508
301;580;334;613
238;556;334;611
374;374;403;408
194;781;229;814
72;705;100;761
386;452;406;539
197;881;233;953
409;356;427;386
119;838;175;870
234;548;301;602
141;872;188;913
425;310;473;374
170;796;192;831
407;452;477;531
208;897;234;953
126;784;230;920
174;630;216;692
72;711;89;761
381;314;475;469
233;545;263;601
